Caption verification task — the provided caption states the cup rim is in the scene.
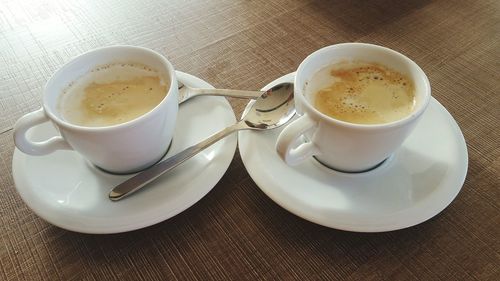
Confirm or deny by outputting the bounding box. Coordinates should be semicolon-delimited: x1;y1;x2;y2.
43;45;176;132
295;42;431;130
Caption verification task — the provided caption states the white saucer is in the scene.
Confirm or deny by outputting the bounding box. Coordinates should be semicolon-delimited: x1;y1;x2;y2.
239;73;468;232
12;71;237;234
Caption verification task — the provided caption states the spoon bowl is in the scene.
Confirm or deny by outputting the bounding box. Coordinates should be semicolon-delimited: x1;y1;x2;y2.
109;82;296;201
242;83;295;130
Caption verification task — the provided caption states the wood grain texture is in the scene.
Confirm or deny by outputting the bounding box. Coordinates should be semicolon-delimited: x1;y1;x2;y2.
1;0;499;280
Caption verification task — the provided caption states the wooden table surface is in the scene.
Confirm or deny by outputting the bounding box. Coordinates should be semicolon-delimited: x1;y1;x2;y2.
1;0;499;280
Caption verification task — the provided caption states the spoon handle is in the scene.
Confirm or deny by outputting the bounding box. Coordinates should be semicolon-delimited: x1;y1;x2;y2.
109;122;246;201
178;82;263;104
188;88;264;99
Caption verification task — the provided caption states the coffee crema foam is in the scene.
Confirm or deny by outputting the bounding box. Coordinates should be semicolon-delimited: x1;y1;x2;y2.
311;61;415;124
59;63;169;127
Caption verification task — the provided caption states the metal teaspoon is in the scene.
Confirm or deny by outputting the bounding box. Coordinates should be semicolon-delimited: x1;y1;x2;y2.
109;82;295;201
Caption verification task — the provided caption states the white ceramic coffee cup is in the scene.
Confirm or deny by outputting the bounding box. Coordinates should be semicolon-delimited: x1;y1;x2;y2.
14;46;179;174
276;43;431;172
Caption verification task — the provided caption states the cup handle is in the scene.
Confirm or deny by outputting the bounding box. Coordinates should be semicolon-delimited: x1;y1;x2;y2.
14;108;72;155
276;114;319;165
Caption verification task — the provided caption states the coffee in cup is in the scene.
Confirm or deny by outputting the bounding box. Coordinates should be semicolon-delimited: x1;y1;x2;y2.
276;43;431;172
310;61;416;125
58;63;169;127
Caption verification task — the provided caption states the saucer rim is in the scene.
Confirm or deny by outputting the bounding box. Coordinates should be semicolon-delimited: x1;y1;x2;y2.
238;72;468;232
12;71;238;234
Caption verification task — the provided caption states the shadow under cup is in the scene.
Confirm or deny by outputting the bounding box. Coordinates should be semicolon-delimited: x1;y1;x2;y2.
41;46;179;174
292;43;431;173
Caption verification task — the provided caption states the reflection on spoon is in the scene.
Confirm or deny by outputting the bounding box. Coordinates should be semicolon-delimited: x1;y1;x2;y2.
109;82;296;201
